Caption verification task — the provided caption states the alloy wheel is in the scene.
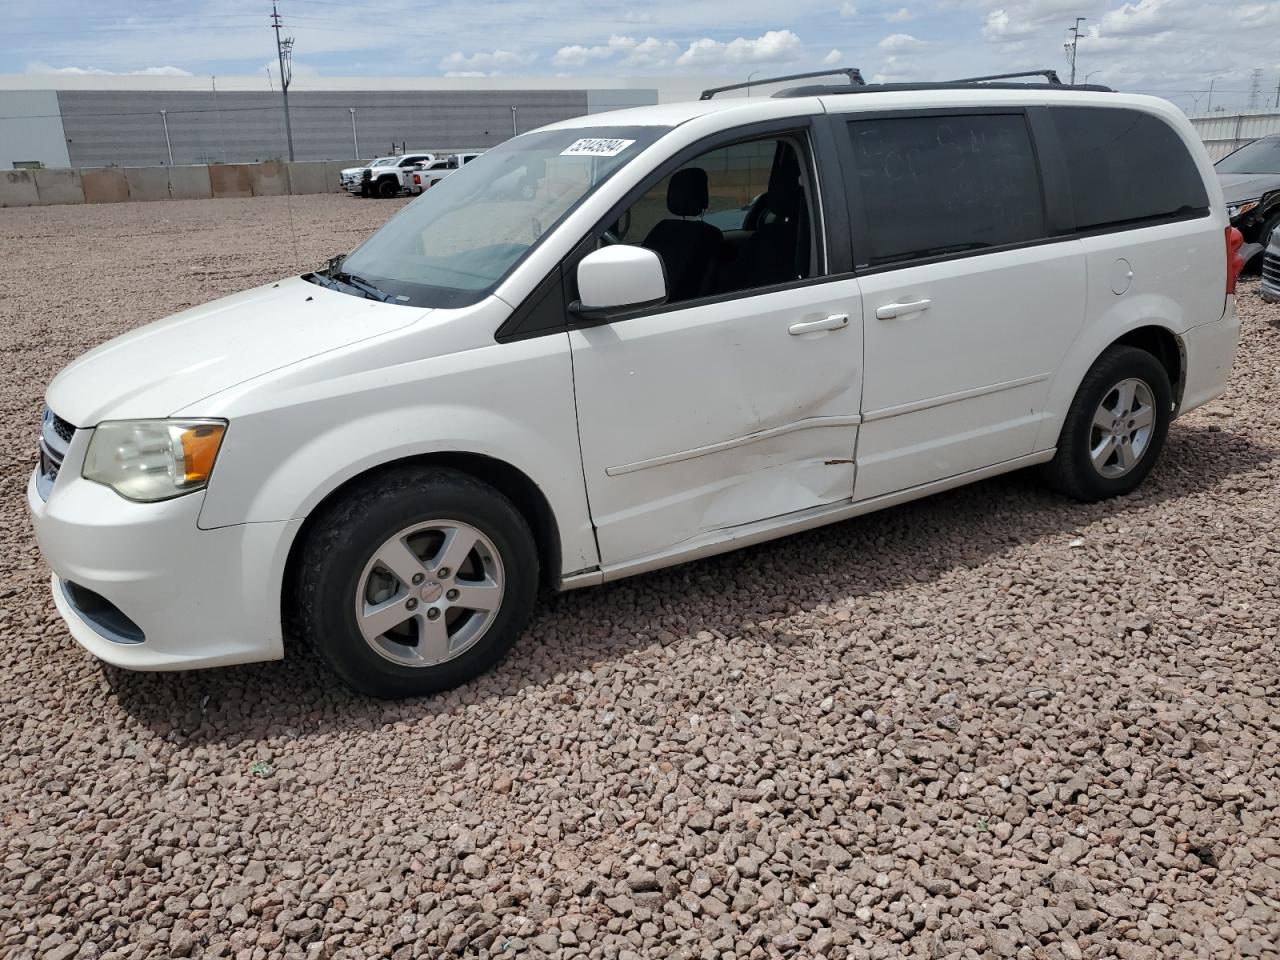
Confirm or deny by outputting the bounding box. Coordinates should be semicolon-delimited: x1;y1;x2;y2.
1089;377;1156;479
354;520;505;668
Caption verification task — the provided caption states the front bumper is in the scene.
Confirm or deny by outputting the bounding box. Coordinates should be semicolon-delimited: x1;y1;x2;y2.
28;449;300;671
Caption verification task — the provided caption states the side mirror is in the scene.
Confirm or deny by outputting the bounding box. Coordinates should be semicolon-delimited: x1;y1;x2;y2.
571;246;667;321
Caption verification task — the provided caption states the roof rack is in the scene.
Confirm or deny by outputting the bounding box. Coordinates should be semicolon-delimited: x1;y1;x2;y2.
700;67;865;100
952;69;1061;84
772;66;1112;98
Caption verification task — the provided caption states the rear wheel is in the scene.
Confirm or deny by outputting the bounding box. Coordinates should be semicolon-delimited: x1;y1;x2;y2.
1041;345;1173;502
292;467;538;698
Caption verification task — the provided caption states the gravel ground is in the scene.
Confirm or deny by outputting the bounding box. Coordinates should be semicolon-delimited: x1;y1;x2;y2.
2;196;1279;960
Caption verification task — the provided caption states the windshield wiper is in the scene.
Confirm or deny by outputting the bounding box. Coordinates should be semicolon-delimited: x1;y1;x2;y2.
331;270;392;302
310;255;393;302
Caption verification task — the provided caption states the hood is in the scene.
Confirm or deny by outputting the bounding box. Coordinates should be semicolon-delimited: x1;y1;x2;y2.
47;276;426;426
1217;172;1280;205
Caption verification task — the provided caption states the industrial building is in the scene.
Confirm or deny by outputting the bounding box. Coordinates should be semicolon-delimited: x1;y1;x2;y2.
0;75;662;169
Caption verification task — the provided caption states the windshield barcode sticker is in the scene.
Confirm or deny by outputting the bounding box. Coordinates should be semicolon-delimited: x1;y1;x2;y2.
561;138;636;158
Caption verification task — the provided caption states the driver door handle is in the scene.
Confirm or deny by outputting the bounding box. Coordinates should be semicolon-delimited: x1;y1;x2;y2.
788;313;849;336
875;298;932;320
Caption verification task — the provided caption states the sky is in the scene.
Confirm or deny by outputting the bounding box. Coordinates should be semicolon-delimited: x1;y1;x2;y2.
5;0;1279;114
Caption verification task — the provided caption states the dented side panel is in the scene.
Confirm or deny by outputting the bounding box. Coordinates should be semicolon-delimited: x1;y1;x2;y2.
570;277;864;565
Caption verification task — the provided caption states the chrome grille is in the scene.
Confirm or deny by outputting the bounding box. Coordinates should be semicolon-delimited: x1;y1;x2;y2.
36;407;74;501
1263;245;1280;301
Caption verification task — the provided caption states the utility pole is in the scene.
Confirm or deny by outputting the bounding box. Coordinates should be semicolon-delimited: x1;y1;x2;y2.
349;107;359;158
1274;75;1280;109
1206;78;1215;114
1064;17;1086;86
271;0;295;160
159;109;173;165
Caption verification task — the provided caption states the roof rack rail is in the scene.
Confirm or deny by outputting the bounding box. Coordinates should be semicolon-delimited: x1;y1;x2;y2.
951;69;1061;84
700;67;865;100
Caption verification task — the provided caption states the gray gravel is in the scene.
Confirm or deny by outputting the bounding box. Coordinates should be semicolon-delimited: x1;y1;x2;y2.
2;196;1279;960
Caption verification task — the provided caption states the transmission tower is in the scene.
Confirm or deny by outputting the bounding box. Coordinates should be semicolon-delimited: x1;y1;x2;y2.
1246;69;1262;111
271;1;296;160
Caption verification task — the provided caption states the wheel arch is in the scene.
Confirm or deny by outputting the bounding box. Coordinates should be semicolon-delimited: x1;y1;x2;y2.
1111;324;1185;411
281;452;565;638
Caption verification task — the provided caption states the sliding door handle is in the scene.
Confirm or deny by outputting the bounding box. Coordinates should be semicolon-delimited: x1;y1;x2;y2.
875;298;932;320
788;313;849;336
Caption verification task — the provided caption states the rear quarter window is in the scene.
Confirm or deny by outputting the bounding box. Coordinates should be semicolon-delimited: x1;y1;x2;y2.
1050;107;1209;230
847;112;1047;266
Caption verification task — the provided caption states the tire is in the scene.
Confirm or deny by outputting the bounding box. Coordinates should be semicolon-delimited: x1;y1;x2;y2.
291;467;539;698
377;178;399;199
1040;345;1173;502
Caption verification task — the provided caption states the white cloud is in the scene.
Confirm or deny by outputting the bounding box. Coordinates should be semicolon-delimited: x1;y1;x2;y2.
25;61;193;77
878;33;927;52
840;1;858;15
438;49;532;75
822;48;844;65
885;6;915;21
676;30;804;68
551;34;677;69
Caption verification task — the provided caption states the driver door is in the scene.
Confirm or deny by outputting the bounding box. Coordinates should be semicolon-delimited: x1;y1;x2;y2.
568;127;865;566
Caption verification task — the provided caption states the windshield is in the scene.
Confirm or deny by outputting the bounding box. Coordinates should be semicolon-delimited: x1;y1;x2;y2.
1216;136;1280;175
336;126;665;307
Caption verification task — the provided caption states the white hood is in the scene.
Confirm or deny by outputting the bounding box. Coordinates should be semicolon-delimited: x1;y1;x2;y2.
46;276;426;426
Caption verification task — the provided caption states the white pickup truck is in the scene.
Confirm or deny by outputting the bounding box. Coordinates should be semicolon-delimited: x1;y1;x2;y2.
355;153;437;198
406;152;485;196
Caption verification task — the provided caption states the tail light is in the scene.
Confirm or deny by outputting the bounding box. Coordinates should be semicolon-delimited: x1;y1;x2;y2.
1226;226;1245;295
412;173;421;185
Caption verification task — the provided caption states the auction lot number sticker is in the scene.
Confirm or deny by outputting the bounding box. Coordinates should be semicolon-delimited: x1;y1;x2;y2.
561;138;636;157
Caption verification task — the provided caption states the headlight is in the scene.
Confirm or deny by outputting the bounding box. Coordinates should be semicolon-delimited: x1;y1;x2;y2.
83;419;227;502
1227;199;1261;220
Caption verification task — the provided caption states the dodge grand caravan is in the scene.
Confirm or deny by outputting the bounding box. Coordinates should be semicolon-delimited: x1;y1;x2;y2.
29;72;1243;698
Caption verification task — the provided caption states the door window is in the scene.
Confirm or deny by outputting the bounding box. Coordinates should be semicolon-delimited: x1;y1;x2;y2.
603;136;821;303
847;113;1047;267
1050;107;1209;230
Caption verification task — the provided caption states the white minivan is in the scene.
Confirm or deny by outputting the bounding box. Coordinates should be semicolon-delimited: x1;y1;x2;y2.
29;73;1243;697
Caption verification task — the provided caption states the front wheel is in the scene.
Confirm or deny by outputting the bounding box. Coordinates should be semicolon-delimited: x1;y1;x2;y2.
291;467;539;698
1041;345;1173;502
377;178;399;199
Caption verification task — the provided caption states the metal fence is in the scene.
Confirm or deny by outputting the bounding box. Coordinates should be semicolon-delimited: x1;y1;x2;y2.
1191;111;1280;161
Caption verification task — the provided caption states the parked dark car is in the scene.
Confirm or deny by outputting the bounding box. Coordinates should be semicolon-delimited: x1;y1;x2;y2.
1216;133;1280;269
1262;232;1279;303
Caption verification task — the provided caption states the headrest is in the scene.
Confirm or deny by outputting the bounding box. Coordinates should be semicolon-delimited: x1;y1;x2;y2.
667;167;709;217
765;148;802;217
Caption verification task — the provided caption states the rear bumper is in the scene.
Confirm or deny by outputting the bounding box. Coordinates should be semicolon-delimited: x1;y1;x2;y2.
28;465;300;671
1177;297;1241;416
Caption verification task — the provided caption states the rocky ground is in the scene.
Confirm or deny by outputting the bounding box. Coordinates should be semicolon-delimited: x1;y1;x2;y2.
1;196;1278;959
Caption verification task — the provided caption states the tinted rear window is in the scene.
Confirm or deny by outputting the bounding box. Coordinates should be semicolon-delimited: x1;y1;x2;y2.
848;113;1047;266
1051;107;1208;230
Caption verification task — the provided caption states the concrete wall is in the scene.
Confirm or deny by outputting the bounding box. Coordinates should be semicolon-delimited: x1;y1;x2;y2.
2;158;359;206
0;91;71;170
168;165;213;200
53;88;608;167
0;170;40;206
81;168;129;204
33;168;83;205
125;166;171;202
